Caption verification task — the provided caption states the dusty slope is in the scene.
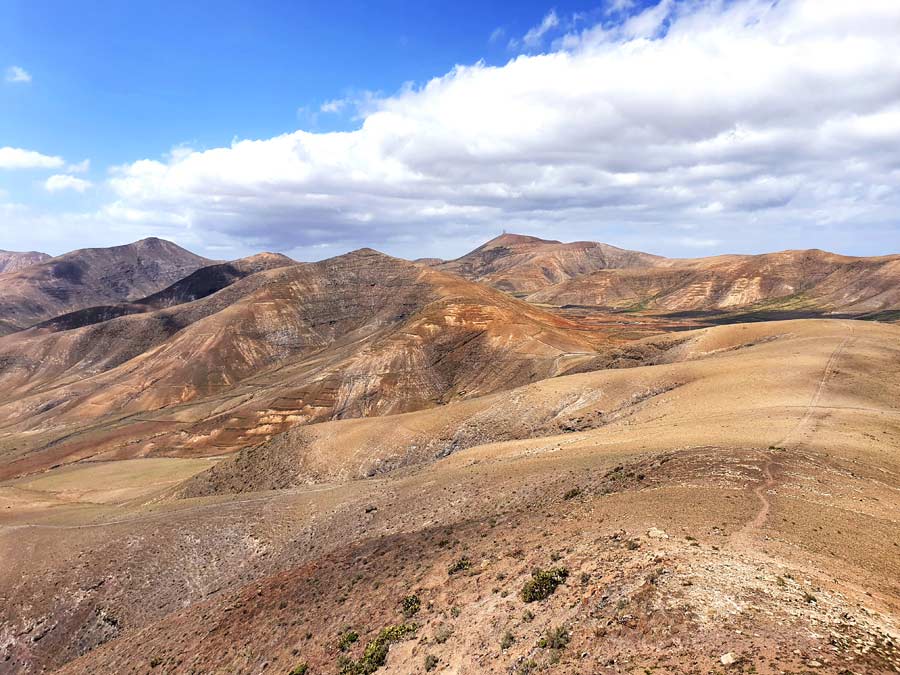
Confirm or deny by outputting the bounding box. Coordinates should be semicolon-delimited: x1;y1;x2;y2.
529;248;900;313
0;237;211;332
2;319;898;674
0;250;50;275
435;233;663;294
0;249;607;480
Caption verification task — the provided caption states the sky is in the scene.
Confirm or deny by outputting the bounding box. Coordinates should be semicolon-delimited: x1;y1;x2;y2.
1;0;899;262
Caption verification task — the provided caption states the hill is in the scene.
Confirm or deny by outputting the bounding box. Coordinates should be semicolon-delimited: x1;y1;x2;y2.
2;319;898;674
529;248;900;315
0;248;607;480
434;233;663;294
0;237;212;332
0;249;50;274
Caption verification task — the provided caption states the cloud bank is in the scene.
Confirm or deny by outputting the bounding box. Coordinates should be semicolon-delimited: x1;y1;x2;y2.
0;147;64;170
9;1;900;258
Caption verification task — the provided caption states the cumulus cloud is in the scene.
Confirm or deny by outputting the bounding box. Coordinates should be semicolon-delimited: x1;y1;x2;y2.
31;0;900;258
5;65;31;83
0;147;64;170
45;174;93;193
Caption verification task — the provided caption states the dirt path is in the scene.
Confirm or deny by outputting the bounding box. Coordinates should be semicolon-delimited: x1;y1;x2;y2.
734;322;855;543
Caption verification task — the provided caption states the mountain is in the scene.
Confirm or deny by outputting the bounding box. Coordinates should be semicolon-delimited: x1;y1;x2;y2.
0;237;212;332
0;249;50;274
433;233;663;294
528;248;900;314
0;248;606;479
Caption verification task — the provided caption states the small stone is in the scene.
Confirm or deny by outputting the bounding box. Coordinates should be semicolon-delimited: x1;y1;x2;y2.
807;660;822;668
720;652;739;666
647;527;669;539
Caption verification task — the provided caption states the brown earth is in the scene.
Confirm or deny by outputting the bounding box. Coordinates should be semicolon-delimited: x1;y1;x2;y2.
1;318;898;674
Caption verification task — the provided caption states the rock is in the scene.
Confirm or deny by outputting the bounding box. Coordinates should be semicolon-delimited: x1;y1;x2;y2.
720;652;739;666
647;527;669;539
807;660;822;668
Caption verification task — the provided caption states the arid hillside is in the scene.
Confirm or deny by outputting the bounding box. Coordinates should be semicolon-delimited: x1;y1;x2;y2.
0;237;211;332
0;248;608;480
434;233;663;294
529;248;900;314
2;319;898;674
0;249;50;275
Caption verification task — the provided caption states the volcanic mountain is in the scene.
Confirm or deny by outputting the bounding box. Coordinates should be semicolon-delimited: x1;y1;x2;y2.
0;248;606;480
528;248;900;315
0;249;50;274
0;237;211;333
433;233;663;294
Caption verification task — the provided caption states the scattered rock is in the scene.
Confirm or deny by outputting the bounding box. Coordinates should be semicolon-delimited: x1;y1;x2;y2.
720;652;739;666
647;527;669;539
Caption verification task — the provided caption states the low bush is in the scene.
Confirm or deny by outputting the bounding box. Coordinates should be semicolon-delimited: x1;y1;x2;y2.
521;567;569;603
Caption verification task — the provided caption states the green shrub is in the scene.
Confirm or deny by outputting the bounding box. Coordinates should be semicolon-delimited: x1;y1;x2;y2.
448;557;472;575
401;594;421;618
338;630;359;652
500;630;515;650
424;654;439;671
521;567;569;602
562;487;581;500
339;624;417;675
289;664;309;675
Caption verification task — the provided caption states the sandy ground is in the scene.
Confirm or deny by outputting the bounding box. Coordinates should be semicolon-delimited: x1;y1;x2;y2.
1;319;899;674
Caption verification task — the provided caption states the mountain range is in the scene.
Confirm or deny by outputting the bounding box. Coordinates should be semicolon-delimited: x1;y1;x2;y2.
1;233;898;674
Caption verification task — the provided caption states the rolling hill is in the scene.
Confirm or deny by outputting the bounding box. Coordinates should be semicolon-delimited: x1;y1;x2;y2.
0;249;50;274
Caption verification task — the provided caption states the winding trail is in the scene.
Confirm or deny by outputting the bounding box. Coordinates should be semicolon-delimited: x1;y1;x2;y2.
735;321;855;542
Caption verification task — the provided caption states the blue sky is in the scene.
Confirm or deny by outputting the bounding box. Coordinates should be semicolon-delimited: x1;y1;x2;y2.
2;1;899;261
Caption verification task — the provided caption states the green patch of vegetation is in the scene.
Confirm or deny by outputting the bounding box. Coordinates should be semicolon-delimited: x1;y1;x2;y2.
401;594;421;618
338;624;417;675
521;567;569;603
289;664;309;675
517;659;539;674
448;557;472;575
521;609;534;623
500;630;515;650
338;630;359;652
424;654;439;671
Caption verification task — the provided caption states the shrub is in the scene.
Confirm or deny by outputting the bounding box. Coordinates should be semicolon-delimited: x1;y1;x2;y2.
500;630;515;650
289;665;309;675
521;609;534;623
434;624;453;644
338;630;359;652
339;624;417;675
562;487;581;500
424;654;439;671
521;567;569;603
538;625;570;650
401;594;421;618
448;557;472;575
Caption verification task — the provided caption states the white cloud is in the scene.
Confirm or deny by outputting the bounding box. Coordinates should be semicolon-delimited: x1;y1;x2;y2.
5;65;31;83
523;10;561;47
320;99;347;114
12;0;897;259
66;159;91;173
0;147;64;170
45;174;92;193
489;27;506;44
